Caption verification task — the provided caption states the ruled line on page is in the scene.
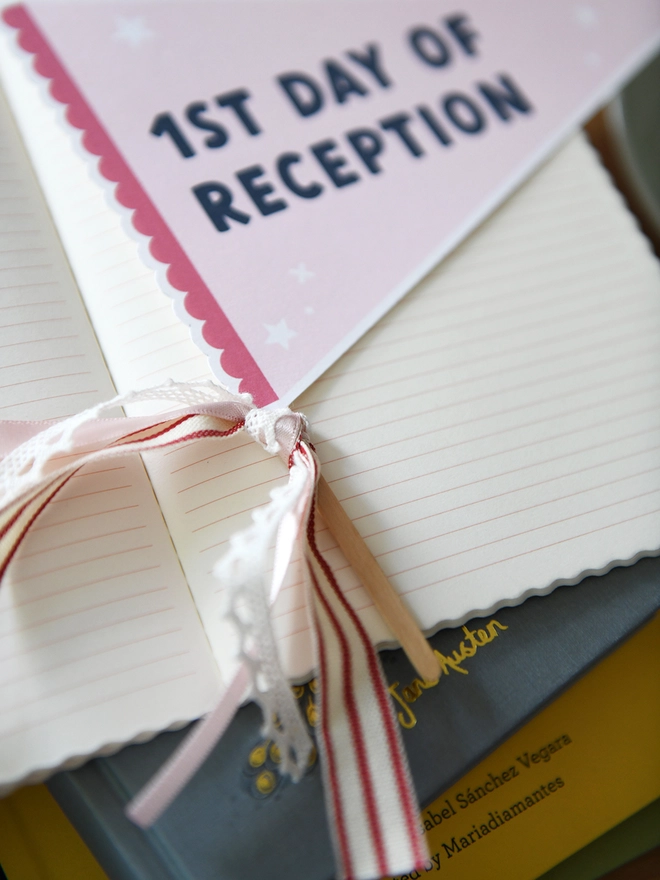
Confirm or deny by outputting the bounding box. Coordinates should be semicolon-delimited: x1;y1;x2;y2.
0;333;78;351
2;370;93;390
1;645;189;714
68;464;127;478
10;564;162;607
328;402;660;500
47;483;133;503
29;503;141;531
0;671;199;745
302;314;659;408
9;544;156;584
321;390;658;472
0;297;66;309
380;486;660;576
0;354;85;371
309;348;658;435
187;475;284;525
350;265;649;346
17;524;148;560
392;506;660;601
359;450;660;540
0;595;170;650
1;626;186;688
312;374;659;471
346;230;656;334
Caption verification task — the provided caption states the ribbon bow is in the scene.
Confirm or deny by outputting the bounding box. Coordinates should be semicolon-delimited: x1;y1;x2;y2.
0;381;427;880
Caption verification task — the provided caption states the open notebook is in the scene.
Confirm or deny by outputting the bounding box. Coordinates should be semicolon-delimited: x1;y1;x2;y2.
1;31;660;792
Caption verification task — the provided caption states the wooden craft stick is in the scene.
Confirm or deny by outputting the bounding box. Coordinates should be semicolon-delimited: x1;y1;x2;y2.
316;476;440;683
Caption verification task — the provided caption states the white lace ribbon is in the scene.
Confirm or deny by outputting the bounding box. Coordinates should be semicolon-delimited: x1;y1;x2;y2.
0;381;427;879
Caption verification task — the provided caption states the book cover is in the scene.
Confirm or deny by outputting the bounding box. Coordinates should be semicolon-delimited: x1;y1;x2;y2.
0;785;108;880
538;797;660;880
48;556;660;880
386;609;660;879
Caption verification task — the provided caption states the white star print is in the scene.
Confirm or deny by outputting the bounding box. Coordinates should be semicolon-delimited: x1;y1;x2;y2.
304;306;315;315
113;17;154;48
574;5;598;28
289;263;315;284
264;319;297;350
584;51;601;67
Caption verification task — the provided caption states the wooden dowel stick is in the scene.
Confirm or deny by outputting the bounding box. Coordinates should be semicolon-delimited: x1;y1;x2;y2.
316;476;440;683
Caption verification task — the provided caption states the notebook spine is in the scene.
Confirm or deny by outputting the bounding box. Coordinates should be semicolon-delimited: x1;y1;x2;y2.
48;766;180;880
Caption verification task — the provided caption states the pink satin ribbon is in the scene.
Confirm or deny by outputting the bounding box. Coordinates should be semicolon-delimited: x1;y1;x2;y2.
0;383;427;879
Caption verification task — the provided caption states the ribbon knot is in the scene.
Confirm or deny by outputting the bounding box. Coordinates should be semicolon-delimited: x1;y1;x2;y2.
243;406;307;458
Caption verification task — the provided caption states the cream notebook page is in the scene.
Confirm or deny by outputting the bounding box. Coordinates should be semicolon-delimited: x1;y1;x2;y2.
2;34;660;684
0;85;220;792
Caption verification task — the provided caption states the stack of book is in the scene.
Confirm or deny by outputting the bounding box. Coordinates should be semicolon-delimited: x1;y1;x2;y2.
0;3;658;878
1;584;659;879
45;571;660;880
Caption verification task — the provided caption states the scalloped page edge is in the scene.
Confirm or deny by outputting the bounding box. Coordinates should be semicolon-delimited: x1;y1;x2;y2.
0;716;194;797
1;3;277;407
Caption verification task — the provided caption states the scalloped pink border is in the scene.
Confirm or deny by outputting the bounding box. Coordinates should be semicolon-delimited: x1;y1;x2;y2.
3;3;276;406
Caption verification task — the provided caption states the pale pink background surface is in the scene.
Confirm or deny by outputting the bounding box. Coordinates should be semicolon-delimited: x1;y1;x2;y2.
23;0;660;401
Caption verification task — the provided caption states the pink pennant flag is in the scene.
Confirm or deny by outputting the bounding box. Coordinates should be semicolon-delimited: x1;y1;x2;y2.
3;0;659;404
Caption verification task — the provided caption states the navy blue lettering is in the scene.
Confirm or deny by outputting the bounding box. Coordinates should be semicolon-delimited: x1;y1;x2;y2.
311;139;360;187
347;43;392;88
443;93;486;133
324;59;368;104
346;128;385;174
409;27;452;67
150;112;195;158
192;182;250;231
185;101;228;149
380;112;425;157
278;73;324;117
277;152;323;198
216;88;262;135
417;105;453;145
236;165;287;216
478;74;533;121
444;14;480;56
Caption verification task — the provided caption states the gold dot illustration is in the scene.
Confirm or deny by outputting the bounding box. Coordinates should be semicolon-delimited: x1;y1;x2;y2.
306;695;318;727
269;743;281;764
248;744;267;768
255;771;277;795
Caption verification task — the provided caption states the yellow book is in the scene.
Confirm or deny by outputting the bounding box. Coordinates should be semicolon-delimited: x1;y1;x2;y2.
0;785;107;880
389;612;660;880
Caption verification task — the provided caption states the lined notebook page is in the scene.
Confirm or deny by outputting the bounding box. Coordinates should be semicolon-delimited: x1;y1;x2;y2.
0;85;220;792
3;34;659;683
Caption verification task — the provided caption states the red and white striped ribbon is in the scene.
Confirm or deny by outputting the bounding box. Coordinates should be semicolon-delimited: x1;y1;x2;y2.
0;382;427;879
304;457;427;879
